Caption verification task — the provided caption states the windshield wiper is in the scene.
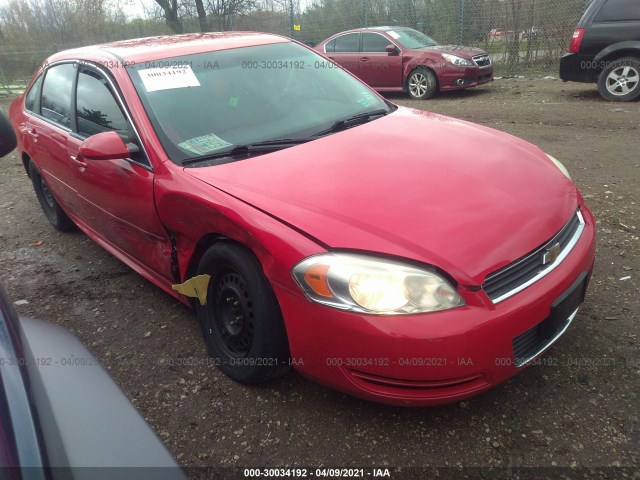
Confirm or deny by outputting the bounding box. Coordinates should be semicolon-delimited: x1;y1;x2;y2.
182;137;313;166
314;108;391;137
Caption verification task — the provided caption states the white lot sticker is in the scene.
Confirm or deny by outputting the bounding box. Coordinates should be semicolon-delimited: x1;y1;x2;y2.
387;31;400;39
178;133;232;155
139;65;200;92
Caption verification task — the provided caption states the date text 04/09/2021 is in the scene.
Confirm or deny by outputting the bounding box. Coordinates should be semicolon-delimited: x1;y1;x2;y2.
243;468;392;478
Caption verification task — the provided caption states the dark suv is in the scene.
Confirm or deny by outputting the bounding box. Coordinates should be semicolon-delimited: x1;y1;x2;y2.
560;0;640;101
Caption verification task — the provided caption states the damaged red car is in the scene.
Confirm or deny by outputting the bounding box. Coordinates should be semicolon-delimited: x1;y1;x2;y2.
9;33;595;406
315;27;494;99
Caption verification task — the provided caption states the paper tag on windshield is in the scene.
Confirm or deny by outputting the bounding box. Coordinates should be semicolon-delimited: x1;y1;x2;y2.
387;31;400;39
178;133;232;155
139;65;200;92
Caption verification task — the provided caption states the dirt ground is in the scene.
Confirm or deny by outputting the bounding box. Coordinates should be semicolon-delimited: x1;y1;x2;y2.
0;77;638;479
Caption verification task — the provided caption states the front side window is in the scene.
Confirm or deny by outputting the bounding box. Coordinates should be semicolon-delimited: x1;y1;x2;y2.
127;41;391;164
362;33;394;53
40;63;75;128
595;0;640;22
76;68;129;138
334;33;359;53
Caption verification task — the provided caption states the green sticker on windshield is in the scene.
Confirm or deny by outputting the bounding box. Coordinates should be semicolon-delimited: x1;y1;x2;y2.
228;96;239;107
358;91;374;108
178;133;233;155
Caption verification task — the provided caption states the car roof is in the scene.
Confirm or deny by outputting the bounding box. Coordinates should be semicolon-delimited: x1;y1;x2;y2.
328;26;413;36
45;32;291;64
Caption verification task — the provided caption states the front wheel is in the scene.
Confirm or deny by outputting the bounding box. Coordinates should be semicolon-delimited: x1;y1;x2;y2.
597;57;640;102
196;243;290;383
406;68;438;100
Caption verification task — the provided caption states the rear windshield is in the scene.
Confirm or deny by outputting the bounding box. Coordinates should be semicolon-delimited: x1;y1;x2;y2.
594;0;640;22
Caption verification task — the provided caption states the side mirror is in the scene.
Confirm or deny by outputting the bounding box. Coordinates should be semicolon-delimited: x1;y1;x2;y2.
79;131;139;161
386;44;399;55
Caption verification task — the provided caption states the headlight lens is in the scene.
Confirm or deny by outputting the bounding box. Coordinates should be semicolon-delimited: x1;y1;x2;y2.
546;154;571;180
292;253;465;315
442;53;473;67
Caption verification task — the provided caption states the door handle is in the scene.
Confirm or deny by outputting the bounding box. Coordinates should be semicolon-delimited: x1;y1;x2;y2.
360;57;370;62
27;128;39;143
70;155;87;172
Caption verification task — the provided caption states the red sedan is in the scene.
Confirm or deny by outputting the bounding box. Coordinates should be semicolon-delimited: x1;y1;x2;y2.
10;32;595;406
315;27;494;99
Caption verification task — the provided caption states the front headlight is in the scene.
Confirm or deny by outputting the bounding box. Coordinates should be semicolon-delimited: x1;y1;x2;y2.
546;154;571;180
292;253;465;315
442;53;473;67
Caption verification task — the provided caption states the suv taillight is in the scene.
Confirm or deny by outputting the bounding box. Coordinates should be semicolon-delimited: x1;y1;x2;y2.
568;28;585;53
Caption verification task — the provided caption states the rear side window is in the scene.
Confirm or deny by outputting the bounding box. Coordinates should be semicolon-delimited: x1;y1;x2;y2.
324;38;336;53
334;33;359;53
595;0;640;22
76;69;128;138
41;64;75;128
24;74;43;113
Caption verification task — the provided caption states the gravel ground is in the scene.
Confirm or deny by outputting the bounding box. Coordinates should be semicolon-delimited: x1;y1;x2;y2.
0;76;638;479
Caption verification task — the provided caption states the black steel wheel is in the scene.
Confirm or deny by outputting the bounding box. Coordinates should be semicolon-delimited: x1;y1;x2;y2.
196;243;290;383
29;160;74;231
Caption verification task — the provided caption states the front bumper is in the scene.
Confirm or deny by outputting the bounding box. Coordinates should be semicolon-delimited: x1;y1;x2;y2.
275;204;596;406
439;65;494;91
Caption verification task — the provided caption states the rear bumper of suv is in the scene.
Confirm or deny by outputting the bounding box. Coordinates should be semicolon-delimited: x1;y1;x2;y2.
560;53;597;83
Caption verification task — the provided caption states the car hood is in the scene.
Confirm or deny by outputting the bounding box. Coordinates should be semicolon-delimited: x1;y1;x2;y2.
422;45;488;59
185;107;578;285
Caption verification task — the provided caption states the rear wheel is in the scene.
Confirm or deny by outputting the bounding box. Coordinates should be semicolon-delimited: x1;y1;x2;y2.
406;68;438;100
29;161;74;231
597;57;640;102
196;243;290;383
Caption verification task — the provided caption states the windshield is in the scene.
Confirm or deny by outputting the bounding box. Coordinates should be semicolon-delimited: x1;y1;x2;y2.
127;41;391;164
392;29;438;49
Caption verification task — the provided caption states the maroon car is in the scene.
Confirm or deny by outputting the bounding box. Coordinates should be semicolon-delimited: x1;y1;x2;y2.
316;26;494;99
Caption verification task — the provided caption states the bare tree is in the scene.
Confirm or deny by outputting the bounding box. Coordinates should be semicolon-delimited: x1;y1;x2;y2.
155;0;183;33
195;0;209;31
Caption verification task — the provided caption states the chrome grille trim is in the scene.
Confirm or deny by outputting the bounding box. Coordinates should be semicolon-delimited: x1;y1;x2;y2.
514;308;579;368
483;210;585;304
472;54;492;67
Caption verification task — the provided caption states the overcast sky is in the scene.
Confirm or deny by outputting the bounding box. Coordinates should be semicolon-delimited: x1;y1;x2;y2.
118;0;315;18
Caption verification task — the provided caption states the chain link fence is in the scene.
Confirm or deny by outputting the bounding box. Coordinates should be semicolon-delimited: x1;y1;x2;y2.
1;0;592;96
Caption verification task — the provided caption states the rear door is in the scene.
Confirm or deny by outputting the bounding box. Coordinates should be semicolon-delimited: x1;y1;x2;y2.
66;64;173;279
25;63;81;215
324;33;361;78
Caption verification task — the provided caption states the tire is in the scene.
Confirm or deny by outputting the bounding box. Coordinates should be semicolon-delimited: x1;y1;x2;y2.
29;161;74;231
406;68;438;100
196;243;290;383
597;57;640;102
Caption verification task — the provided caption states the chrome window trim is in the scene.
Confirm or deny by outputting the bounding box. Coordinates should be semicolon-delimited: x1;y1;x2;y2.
486;210;586;304
25;59;153;172
515;307;579;368
29;111;73;134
